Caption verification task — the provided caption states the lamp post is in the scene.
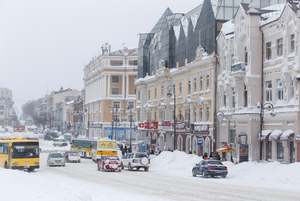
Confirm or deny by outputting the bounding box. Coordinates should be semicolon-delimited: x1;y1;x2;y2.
215;111;226;152
259;102;276;161
108;105;114;139
167;85;176;151
127;106;133;152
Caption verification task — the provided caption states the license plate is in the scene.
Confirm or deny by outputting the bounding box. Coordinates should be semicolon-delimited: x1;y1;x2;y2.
215;171;222;173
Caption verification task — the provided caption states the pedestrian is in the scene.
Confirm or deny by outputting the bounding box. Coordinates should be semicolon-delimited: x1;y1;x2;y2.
124;146;128;155
189;150;192;154
202;152;208;159
215;152;221;160
209;152;214;158
193;151;197;156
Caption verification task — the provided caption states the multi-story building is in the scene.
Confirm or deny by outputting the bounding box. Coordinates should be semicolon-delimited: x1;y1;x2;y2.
216;2;300;163
84;44;137;140
135;0;216;154
0;87;15;127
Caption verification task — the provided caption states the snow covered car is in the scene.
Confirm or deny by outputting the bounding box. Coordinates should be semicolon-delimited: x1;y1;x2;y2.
121;152;150;171
192;159;228;178
97;155;122;172
64;151;81;163
47;153;65;167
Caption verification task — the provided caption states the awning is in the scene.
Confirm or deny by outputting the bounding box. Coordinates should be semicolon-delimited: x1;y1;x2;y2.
258;130;272;141
269;130;283;141
280;130;294;141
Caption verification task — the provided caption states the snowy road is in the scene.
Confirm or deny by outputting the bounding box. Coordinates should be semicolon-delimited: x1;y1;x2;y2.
1;132;300;201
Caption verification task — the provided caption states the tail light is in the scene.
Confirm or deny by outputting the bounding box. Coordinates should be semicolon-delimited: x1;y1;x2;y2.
208;167;213;170
68;155;70;157
148;159;150;163
132;159;135;163
77;155;80;157
224;167;227;170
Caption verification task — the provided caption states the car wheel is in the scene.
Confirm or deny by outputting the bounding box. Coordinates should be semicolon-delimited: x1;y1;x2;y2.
192;170;196;177
221;175;226;178
78;160;81;163
202;171;207;178
144;167;149;172
121;162;124;170
128;163;133;171
118;169;121;172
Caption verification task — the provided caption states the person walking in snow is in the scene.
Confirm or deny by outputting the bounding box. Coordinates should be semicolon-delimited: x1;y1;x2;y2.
202;152;208;159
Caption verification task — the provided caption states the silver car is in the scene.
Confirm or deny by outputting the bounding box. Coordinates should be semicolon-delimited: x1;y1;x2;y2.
47;153;65;167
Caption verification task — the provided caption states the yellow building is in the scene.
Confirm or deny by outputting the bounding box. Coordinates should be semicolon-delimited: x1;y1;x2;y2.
135;48;216;154
83;44;137;140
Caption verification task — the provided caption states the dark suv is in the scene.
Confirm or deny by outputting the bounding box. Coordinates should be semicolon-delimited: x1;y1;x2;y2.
44;132;59;141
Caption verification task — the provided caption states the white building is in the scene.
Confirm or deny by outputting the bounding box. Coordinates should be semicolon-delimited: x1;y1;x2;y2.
216;2;300;163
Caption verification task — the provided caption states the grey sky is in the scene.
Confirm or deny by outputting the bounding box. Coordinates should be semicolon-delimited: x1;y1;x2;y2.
0;0;202;114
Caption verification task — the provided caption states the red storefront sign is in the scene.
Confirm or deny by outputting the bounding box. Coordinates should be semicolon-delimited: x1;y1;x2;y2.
162;121;170;126
138;122;158;129
172;122;186;130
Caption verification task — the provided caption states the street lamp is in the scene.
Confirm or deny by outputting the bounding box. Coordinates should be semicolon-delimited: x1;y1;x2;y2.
259;102;276;161
167;85;176;151
127;106;133;152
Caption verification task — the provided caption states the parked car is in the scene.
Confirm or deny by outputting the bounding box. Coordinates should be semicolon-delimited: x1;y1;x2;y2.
192;159;228;178
44;132;59;141
44;134;54;141
97;155;122;172
53;138;68;147
47;153;65;167
64;151;81;163
121;152;150;171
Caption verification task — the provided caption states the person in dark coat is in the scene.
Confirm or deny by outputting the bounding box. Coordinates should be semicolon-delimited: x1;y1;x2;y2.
215;152;221;160
202;152;208;159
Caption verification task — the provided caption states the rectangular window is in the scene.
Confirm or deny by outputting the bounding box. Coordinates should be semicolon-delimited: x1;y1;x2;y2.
277;79;283;101
179;83;182;96
291;78;294;99
110;60;123;66
199;76;203;91
206;74;210;90
244;47;248;65
138;91;140;101
291;34;295;53
0;143;8;154
231;54;234;66
266;81;272;101
148;89;151;100
266;141;272;160
223;92;226;107
244;84;248;107
161;85;164;98
232;88;235;108
154;88;157;100
128;102;134;109
224;56;226;70
277;38;283;56
112;76;119;83
113;102;120;108
266;42;271;60
112;88;119;94
138;112;140;122
194;78;197;92
199;108;203;122
193;109;197;122
0;105;4;110
205;107;210;122
277;141;284;160
188;80;191;95
129;60;138;65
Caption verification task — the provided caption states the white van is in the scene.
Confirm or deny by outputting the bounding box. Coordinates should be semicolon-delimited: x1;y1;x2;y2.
53;138;68;147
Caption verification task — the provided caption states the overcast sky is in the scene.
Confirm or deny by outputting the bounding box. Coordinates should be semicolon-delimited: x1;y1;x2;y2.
0;0;202;114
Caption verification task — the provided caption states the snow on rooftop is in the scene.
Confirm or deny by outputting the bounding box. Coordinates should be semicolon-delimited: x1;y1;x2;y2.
260;4;286;26
220;20;234;36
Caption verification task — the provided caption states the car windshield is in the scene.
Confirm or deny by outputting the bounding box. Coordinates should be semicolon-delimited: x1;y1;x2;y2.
135;153;147;158
207;161;223;165
51;153;63;158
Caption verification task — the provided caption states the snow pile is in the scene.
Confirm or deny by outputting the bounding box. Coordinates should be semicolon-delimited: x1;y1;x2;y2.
151;150;300;191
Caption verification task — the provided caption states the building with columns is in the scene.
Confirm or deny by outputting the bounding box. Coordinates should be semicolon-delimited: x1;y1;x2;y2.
84;44;137;140
216;2;300;163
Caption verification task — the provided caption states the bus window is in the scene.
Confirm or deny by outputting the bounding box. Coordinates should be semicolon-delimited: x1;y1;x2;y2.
0;143;8;154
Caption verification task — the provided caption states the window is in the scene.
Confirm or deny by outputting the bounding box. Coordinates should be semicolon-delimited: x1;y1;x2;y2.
291;34;295;53
112;88;119;94
231;54;234;66
188;80;191;95
138;90;140;101
0;112;3;115
277;79;283;101
266;42;271;60
148;89;151;101
129;60;138;65
291;78;294;99
161;85;164;98
224;56;226;70
0;105;4;110
223;91;226;107
277;141;284;160
244;84;248;107
206;74;210;90
205;107;210;122
128;102;134;109
277;38;283;56
112;76;119;83
232;88;235;108
110;60;123;66
0;143;8;154
266;141;272;160
230;130;235;144
154;111;157;121
244;47;248;65
193;109;197;122
266;81;272;101
113;102;120;108
155;88;157;100
199;76;203;91
179;83;182;96
194;78;197;92
159;111;165;121
199;108;203;122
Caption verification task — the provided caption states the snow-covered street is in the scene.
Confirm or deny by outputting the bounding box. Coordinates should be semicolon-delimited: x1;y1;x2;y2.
0;132;299;201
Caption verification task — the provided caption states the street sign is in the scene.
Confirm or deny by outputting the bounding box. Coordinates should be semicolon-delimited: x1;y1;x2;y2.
197;137;203;145
108;135;113;140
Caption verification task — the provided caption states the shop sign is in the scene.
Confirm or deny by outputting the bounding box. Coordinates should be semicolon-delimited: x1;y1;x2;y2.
139;122;158;129
172;122;186;130
162;120;172;130
190;124;209;134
